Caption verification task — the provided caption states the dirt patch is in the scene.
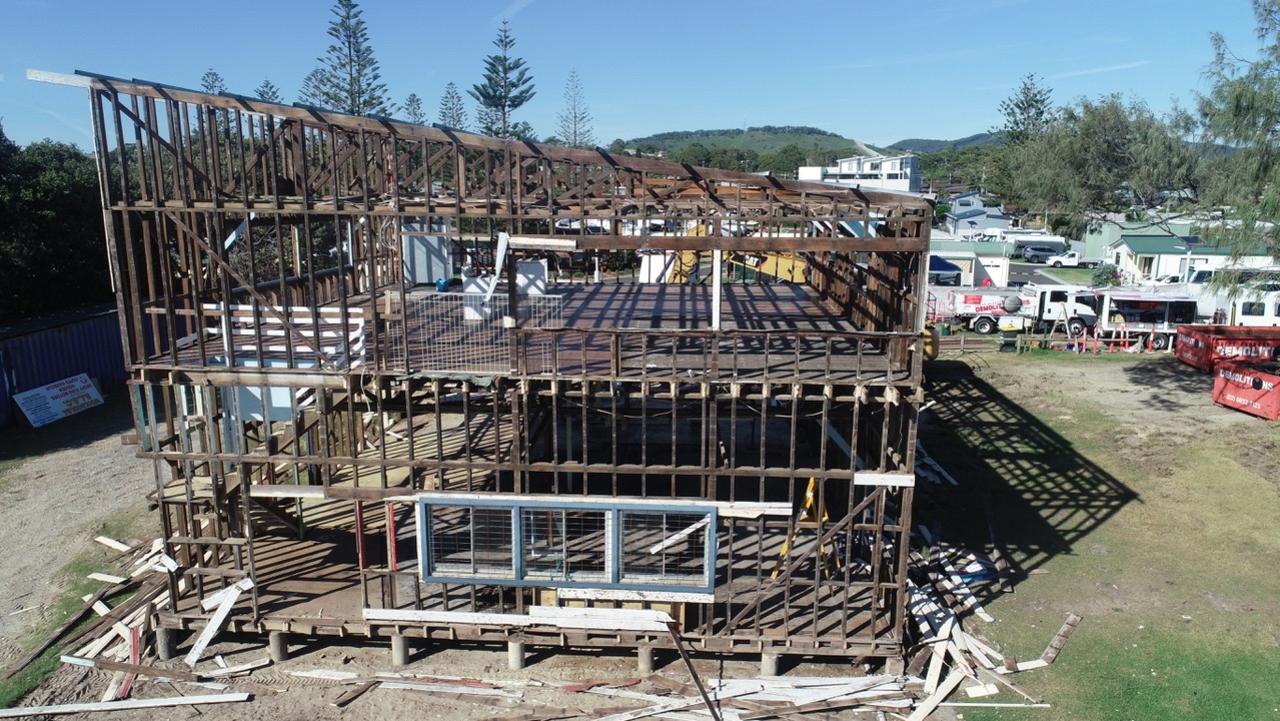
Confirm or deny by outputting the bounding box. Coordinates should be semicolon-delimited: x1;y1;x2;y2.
0;397;155;664
22;639;879;721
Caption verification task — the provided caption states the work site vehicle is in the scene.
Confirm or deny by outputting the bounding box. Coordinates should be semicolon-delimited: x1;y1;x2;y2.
1220;285;1280;327
1006;283;1096;335
1045;251;1100;269
942;283;1095;335
936;287;1023;334
1086;288;1199;351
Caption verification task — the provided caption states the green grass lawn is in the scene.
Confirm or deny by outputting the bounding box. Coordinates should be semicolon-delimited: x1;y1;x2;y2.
0;522;144;708
919;354;1280;721
1038;266;1096;285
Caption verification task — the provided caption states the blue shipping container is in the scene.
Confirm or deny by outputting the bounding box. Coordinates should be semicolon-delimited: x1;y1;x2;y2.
0;308;127;427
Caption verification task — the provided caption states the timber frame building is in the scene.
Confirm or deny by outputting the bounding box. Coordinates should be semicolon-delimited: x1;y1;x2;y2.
43;69;932;663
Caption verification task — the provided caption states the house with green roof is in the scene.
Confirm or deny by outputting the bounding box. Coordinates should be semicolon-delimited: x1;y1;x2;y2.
1105;234;1275;283
1081;219;1193;261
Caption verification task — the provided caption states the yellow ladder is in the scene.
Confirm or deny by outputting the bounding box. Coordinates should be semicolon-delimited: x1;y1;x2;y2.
770;477;842;579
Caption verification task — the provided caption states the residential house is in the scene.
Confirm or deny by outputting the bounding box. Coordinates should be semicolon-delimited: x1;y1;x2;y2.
930;239;1014;287
1106;234;1275;283
1080;220;1193;262
943;191;1009;238
797;153;921;192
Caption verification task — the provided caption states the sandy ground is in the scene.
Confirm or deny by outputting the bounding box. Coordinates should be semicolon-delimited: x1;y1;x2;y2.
0;396;156;666
21;641;879;721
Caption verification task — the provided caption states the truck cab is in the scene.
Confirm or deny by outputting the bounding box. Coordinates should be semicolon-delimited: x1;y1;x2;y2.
1017;283;1097;335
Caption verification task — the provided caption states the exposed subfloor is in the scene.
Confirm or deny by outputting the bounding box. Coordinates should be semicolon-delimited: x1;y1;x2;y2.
162;497;900;657
166;282;909;382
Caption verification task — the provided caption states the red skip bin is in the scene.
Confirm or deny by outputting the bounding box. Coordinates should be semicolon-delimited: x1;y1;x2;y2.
1213;361;1280;420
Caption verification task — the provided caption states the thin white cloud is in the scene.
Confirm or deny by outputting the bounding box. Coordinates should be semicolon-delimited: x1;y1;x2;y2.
840;40;1039;71
494;0;535;22
6;97;92;140
1051;60;1151;79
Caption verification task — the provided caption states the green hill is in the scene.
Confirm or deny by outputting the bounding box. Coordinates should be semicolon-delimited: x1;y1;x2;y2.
889;133;1001;153
625;126;880;157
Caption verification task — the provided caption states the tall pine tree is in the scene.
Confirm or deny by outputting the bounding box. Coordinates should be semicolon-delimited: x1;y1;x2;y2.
300;0;393;116
437;82;468;130
556;69;594;148
469;20;535;138
255;80;283;103
403;93;426;124
1200;0;1280;271
201;69;226;95
993;74;1053;146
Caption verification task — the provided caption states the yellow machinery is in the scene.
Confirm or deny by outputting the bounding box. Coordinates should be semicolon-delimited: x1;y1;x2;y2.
923;325;940;360
666;250;701;283
727;252;807;283
770;477;842;579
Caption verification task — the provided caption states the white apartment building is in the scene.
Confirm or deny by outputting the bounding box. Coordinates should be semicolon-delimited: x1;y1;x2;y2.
797;153;921;193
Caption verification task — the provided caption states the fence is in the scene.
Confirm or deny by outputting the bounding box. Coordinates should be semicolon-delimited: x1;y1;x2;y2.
0;308;126;427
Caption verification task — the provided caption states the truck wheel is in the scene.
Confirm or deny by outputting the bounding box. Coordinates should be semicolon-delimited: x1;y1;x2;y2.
1067;319;1087;336
1052;261;1063;268
973;318;996;335
1149;333;1171;351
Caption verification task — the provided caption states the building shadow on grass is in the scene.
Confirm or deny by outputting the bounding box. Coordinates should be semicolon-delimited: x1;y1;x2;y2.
1119;355;1215;412
916;359;1140;604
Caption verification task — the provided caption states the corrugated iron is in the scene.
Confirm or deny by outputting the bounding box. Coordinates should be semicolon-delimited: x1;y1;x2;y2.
0;310;126;426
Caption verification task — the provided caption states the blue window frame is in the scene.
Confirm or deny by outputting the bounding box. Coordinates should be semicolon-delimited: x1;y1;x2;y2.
417;497;716;593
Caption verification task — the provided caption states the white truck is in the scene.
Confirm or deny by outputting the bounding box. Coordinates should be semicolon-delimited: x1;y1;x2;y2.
938;288;1023;334
1044;250;1100;269
942;283;1096;335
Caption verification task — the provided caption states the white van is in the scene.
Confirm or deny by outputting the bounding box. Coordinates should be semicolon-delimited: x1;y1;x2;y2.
1229;288;1280;327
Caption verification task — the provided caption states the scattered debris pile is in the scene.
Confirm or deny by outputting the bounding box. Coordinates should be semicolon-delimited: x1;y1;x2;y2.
0;535;254;717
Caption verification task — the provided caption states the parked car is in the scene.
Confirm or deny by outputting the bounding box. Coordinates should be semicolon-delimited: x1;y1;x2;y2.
1045;251;1100;269
1021;245;1058;263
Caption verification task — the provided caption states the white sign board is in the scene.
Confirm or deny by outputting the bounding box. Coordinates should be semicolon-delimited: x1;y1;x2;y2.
13;373;104;427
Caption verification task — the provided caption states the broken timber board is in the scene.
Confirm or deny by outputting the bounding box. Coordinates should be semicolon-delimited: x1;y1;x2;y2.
1041;613;1083;664
331;681;379;708
937;554;994;623
0;693;250;718
905;670;963;721
60;655;201;682
183;583;247;667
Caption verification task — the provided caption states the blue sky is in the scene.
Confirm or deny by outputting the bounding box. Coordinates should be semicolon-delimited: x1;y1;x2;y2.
0;0;1263;149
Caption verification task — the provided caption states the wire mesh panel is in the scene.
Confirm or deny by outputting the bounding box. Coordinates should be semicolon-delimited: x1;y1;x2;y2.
419;498;714;591
620;511;712;588
386;292;562;374
427;504;514;579
521;508;609;583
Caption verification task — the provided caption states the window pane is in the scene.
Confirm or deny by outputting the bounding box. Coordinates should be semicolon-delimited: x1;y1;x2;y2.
620;511;710;586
